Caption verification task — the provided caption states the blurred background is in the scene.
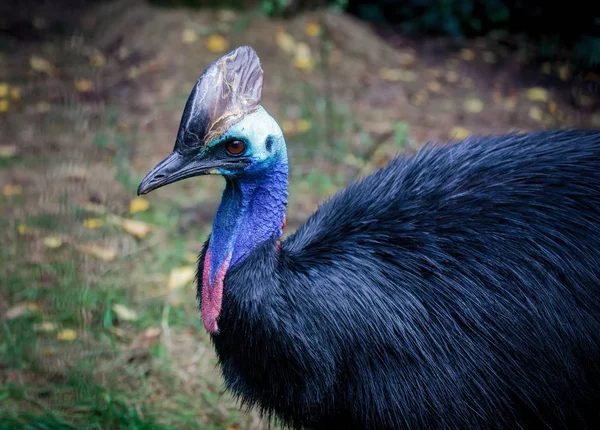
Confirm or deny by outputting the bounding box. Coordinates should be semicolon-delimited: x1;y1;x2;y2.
0;0;599;428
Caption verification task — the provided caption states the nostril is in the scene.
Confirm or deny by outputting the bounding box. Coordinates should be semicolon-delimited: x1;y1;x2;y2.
154;173;165;180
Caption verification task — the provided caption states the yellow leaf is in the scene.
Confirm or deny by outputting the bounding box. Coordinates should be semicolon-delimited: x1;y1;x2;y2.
0;99;8;113
112;303;138;321
526;87;548;102
0;145;17;158
34;322;57;332
83;218;104;229
206;34;229;53
29;56;54;75
182;28;198;44
43;236;63;249
2;184;22;196
90;52;105;68
463;98;484;114
74;79;94;92
37;101;51;113
9;87;20;100
281;119;295;135
379;68;417;83
18;223;29;235
56;329;77;342
42;348;54;357
76;244;117;261
296;119;312;133
460;48;475;61
129;197;150;213
0;83;7;97
168;266;196;290
558;65;570;81
305;22;321;37
275;30;296;54
529;106;543;122
121;219;152;239
449;126;470;140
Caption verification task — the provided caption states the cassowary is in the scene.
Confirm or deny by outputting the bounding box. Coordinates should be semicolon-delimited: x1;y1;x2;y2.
138;46;600;429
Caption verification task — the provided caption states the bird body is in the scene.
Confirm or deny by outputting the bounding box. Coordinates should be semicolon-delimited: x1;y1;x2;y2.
138;47;600;429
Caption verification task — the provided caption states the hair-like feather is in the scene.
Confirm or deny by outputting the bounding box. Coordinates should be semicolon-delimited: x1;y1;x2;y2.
198;129;600;429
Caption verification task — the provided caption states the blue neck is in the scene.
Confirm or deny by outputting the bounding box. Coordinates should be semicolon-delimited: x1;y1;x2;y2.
208;157;288;283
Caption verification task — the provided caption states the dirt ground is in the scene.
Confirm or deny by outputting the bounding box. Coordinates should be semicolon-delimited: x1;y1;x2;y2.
1;0;598;428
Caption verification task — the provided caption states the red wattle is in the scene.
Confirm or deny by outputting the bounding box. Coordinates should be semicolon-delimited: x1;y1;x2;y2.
202;249;231;333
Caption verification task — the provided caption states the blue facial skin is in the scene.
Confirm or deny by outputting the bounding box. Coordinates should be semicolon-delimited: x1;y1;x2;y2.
206;107;289;284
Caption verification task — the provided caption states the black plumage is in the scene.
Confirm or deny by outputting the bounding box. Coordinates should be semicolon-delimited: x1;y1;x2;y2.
199;129;600;429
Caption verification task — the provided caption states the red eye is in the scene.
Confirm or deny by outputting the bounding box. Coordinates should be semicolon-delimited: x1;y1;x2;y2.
226;140;246;155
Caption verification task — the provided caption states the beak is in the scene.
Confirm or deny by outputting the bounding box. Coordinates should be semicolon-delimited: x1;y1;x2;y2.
137;151;213;195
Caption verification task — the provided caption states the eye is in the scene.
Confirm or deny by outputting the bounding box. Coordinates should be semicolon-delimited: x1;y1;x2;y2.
225;140;246;155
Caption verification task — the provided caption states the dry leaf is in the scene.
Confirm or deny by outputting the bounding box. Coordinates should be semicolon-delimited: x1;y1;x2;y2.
294;42;313;70
9;87;20;100
399;52;416;66
129;197;150;213
5;302;39;319
89;53;105;68
56;329;77;342
0;100;8;113
44;236;63;249
449;126;470;140
275;30;296;54
83;218;104;229
34;322;57;332
380;68;417;83
30;56;55;75
74;79;94;92
296;119;312;133
548;101;558;114
463;98;484;113
427;81;442;93
226;426;242;430
0;145;17;158
305;22;321;37
121;219;152;239
529;106;543;122
182;28;198;44
37;101;50;113
17;223;29;235
575;94;594;107
460;48;475;61
526;87;548;102
0;83;7;97
168;266;196;290
2;184;22;196
558;65;570;81
112;303;138;321
445;70;459;83
206;34;229;53
76;244;117;261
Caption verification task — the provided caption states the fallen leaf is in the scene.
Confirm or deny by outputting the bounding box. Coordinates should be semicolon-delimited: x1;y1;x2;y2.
449;126;470;140
107;327;127;338
575;94;594;107
43;236;63;249
218;9;237;22
463;98;484;113
0;100;8;113
504;96;517;111
76;244;117;261
112;303;138;321
9;87;20;100
34;322;57;332
83;218;104;229
526;87;548;102
168;266;196;290
548;101;558;114
445;70;459;83
293;42;313;70
427;81;442;93
129;197;150;214
0;83;7;97
182;28;198;44
206;34;229;53
29;56;55;75
529;106;543;121
460;48;475;61
74;79;94;92
305;22;321;37
5;302;39;319
379;68;417;82
296;119;312;133
227;426;242;430
558;65;570;81
56;329;77;342
411;90;428;106
17;223;29;235
275;30;296;54
2;184;22;196
0;145;17;158
89;53;105;68
121;219;152;239
127;66;140;80
42;348;54;357
399;52;416;66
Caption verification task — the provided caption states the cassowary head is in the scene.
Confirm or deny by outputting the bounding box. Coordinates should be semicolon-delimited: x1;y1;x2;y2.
137;46;285;195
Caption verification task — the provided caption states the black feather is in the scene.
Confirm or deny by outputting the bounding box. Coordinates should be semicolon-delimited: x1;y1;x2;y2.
198;129;600;430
